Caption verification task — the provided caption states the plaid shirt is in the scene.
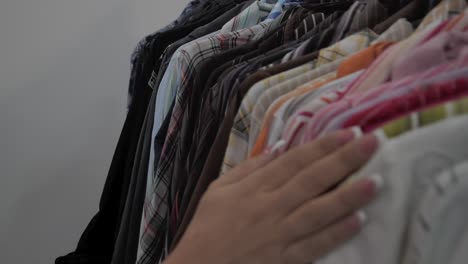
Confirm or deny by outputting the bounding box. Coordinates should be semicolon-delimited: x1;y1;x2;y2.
137;22;271;264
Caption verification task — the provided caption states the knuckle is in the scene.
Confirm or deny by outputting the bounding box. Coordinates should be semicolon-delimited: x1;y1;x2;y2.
283;153;308;173
309;175;329;194
335;147;358;170
315;137;336;154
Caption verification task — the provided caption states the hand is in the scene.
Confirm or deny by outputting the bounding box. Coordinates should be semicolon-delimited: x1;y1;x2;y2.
166;131;381;264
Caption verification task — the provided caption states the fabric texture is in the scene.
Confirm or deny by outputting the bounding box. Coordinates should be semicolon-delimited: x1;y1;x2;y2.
411;161;468;264
248;30;378;152
250;41;393;156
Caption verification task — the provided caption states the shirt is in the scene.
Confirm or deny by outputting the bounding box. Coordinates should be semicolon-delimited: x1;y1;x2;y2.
377;96;468;138
282;11;343;62
347;0;467;95
307;58;468;144
371;18;414;44
248;30;378;151
307;29;464;142
284;0;389;61
250;73;337;156
359;76;468;133
391;30;468;80
317;115;468;264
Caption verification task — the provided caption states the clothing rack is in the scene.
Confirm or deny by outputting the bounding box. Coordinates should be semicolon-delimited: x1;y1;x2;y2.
57;0;468;263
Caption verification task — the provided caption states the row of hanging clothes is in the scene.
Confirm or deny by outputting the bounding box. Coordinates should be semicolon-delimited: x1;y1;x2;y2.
57;0;468;263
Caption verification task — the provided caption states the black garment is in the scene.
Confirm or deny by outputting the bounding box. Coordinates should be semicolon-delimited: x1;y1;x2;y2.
110;95;174;264
55;5;239;264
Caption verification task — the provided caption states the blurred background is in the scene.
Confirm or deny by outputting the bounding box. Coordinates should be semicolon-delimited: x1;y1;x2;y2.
0;0;189;263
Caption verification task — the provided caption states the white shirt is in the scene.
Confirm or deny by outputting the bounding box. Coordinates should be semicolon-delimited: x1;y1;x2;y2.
317;115;468;264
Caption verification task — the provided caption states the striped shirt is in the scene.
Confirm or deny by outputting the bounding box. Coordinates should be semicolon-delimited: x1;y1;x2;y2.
248;30;378;149
377;96;468;139
347;0;467;95
283;56;468;152
221;29;375;174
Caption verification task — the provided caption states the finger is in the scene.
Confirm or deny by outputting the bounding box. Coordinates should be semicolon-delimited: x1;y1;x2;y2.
219;153;274;185
281;175;382;240
276;134;378;210
282;212;366;263
247;130;355;191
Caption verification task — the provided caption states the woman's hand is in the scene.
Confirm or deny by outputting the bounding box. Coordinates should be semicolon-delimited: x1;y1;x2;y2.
166;131;382;264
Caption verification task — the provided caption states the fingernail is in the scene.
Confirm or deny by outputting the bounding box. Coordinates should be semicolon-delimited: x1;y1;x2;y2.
359;135;379;155
349;211;368;230
356;211;368;225
370;173;384;191
360;173;384;197
336;130;355;145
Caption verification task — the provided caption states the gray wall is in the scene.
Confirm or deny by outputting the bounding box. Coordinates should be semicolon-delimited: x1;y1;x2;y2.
0;0;188;263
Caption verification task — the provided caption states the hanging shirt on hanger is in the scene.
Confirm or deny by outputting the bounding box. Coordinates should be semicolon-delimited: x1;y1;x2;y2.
284;56;468;151
346;0;467;95
315;114;468;264
306;29;468;142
